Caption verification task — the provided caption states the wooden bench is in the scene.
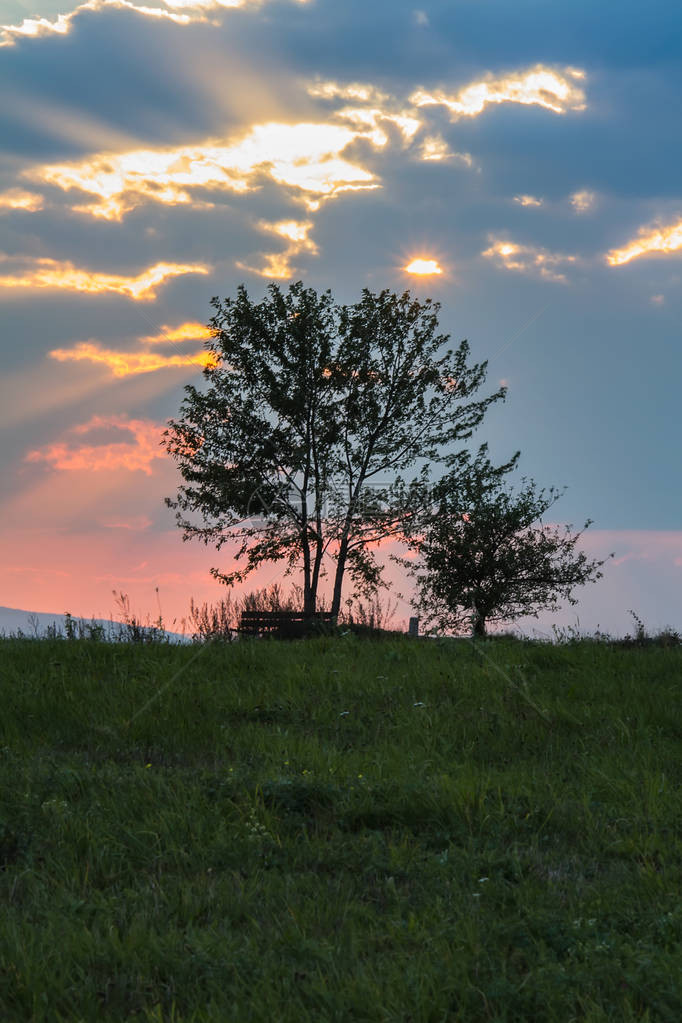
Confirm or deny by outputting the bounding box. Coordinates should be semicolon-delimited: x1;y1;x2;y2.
238;610;335;638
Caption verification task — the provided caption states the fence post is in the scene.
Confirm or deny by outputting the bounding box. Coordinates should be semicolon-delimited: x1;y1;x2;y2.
408;617;420;637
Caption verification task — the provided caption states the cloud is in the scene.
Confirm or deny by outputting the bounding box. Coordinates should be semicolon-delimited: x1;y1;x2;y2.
140;321;212;344
0;255;210;298
410;65;586;120
0;0;310;47
306;80;391;105
0;0;194;47
412;10;429;27
606;216;682;266
25;71;490;220
514;194;543;207
25;414;166;473
48;340;216;376
0;188;44;212
419;136;471;163
481;237;578;282
237;218;318;278
28;121;383;219
570;188;596;213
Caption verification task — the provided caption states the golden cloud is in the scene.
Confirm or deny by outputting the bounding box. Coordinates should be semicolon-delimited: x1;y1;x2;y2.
0;256;210;299
0;188;44;212
29;121;382;220
49;341;217;377
514;194;543;207
140;321;213;344
482;237;577;282
411;65;586;119
238;218;318;278
607;217;682;266
25;415;166;474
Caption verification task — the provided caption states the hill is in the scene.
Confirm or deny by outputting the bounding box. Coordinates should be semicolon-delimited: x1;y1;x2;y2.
0;634;680;1020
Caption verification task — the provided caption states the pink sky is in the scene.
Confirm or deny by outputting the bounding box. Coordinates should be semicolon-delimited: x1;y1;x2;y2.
1;411;679;637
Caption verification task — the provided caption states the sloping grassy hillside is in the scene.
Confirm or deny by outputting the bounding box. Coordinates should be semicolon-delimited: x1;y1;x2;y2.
0;635;680;1021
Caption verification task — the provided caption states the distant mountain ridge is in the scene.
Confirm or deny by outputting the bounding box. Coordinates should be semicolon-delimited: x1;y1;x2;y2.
0;605;188;642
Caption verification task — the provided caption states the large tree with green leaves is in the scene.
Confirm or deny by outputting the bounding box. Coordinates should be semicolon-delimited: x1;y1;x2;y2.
398;447;611;636
164;281;505;617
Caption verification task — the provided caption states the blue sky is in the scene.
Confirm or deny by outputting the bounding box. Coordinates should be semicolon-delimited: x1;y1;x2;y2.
1;0;681;634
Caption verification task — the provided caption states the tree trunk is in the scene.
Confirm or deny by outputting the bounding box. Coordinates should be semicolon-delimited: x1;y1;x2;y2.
472;611;487;638
330;534;350;620
302;530;315;614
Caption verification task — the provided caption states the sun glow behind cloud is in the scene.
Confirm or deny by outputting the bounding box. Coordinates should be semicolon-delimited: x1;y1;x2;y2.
29;122;382;219
607;216;682;266
0;257;209;298
410;65;586;119
26;64;575;223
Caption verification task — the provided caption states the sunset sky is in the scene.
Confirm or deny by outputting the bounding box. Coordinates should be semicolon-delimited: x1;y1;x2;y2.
2;0;681;636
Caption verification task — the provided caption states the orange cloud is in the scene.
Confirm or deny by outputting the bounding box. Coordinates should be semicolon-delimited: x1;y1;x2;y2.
514;194;543;207
482;237;577;282
0;256;209;299
140;321;213;344
411;65;586;120
49;341;217;377
0;188;44;212
606;216;682;266
25;415;166;474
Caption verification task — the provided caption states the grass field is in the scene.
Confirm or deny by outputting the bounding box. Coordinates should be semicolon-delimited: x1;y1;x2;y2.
0;633;680;1021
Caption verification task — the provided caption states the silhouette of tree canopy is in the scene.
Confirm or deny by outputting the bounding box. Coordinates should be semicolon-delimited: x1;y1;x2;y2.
164;281;505;616
397;447;611;636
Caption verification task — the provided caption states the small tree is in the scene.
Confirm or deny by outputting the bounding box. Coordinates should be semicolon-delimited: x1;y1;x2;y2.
398;448;611;637
164;282;505;617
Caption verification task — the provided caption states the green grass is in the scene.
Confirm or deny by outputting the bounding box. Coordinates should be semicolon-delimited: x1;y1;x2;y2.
0;634;680;1022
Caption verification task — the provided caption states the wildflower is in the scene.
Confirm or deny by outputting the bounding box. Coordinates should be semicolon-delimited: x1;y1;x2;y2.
339;710;350;717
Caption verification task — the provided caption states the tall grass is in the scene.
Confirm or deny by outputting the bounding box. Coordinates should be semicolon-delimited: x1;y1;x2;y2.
0;633;680;1021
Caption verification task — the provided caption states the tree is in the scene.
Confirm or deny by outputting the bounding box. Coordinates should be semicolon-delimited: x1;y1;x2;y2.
164;281;506;618
398;448;611;637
